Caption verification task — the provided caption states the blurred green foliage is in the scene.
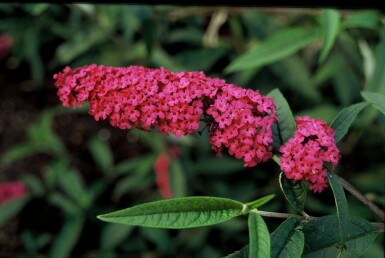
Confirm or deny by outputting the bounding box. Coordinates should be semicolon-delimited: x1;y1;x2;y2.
0;4;384;257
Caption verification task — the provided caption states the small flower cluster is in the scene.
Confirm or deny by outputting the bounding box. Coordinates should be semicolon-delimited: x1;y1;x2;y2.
279;116;341;193
0;181;27;205
54;65;277;167
206;84;276;167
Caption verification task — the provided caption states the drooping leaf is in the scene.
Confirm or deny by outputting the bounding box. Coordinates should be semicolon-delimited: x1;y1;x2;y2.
248;210;270;258
330;102;370;142
271;217;304;258
97;196;244;229
327;169;348;251
279;173;307;214
0;196;30;227
302;215;380;258
267;88;296;152
319;9;340;63
225;27;320;73
48;215;85;258
361;91;385;115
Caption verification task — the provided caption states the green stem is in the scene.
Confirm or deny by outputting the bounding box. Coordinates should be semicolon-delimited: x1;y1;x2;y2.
256;210;384;230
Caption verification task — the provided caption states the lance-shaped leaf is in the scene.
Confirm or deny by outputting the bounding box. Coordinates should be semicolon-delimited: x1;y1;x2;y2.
279;173;307;214
225;27;320;73
302;215;380;258
361;91;385;115
246;194;275;210
267;89;296;152
97;196;244;229
248;210;270;258
319;9;340;63
330;102;369;142
271;217;304;258
327;169;348;252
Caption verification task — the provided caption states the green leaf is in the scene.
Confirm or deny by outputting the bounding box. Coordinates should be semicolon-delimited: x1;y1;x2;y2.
367;26;385;93
97;196;244;229
361;91;385;115
269;55;322;102
57;169;90;208
101;223;134;250
192;156;242;175
267;88;296;151
327;169;348;251
224;246;249;258
21;174;44;196
88;136;114;174
225;27;320;73
271;217;304;258
170;159;187;198
330;102;370;142
246;194;275;209
0;196;30;227
341;10;380;30
0;144;37;165
302;215;380;258
279;173;307;214
319;9;340;63
48;215;85;258
248;210;270;258
48;192;81;215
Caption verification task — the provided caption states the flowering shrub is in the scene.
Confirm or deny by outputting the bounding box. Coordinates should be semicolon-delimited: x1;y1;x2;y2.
53;63;384;258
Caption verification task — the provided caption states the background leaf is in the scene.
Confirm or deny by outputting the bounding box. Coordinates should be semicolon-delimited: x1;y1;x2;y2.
225;27;320;73
224;245;248;258
88;135;114;174
98;196;244;229
48;215;85;258
330;102;370;142
0;196;30;227
361;91;385;115
341;10;380;30
319;9;340;63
